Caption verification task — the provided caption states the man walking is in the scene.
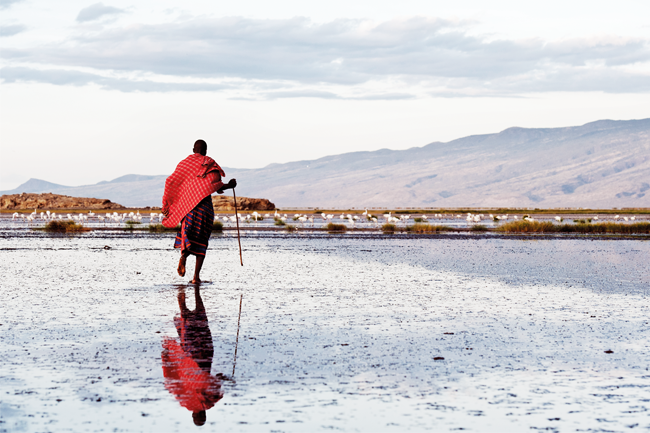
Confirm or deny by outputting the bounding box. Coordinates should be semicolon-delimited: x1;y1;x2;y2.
162;139;236;283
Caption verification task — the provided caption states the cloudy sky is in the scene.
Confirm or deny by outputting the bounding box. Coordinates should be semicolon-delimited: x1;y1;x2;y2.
1;0;649;190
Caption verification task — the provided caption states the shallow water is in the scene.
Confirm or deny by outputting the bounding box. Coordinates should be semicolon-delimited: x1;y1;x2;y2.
1;230;649;432
2;211;648;231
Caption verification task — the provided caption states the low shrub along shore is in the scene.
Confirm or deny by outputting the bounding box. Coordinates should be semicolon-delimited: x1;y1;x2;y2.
405;223;454;233
497;220;650;234
148;224;181;232
32;219;649;235
325;222;347;232
44;220;90;232
124;220;141;230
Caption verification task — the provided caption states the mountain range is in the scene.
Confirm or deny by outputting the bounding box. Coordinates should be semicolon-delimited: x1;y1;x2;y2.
3;118;649;208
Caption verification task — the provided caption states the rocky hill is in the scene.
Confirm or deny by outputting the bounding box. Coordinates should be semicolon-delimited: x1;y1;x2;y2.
212;196;275;211
0;175;167;208
3;118;648;208
0;193;125;210
225;118;649;208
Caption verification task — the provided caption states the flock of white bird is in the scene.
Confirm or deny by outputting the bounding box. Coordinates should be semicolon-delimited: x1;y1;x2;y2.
11;209;165;225
7;209;643;227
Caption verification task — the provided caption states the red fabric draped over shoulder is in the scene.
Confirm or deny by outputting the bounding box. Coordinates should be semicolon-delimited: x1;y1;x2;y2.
162;154;225;228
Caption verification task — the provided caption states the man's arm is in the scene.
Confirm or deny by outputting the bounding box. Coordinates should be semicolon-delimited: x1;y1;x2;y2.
161;176;175;217
216;178;237;194
161;160;186;217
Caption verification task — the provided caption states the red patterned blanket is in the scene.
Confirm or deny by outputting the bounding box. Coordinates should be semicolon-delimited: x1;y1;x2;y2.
162;153;225;228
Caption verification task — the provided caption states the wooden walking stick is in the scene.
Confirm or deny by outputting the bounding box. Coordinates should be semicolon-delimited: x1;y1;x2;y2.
232;293;243;377
232;188;243;266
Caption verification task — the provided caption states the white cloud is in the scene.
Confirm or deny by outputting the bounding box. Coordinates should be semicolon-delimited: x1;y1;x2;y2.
76;3;125;23
0;0;23;9
0;66;231;92
0;23;25;36
1;15;649;98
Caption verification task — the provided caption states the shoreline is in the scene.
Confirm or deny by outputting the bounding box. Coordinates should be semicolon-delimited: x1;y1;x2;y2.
2;208;650;215
7;225;649;240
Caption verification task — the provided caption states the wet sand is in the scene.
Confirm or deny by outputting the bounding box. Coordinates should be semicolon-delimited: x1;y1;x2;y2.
1;230;648;432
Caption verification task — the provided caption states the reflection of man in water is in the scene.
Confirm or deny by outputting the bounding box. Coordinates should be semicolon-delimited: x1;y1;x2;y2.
162;286;224;426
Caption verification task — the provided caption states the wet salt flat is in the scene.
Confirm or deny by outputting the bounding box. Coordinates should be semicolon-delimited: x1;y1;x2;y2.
1;230;649;432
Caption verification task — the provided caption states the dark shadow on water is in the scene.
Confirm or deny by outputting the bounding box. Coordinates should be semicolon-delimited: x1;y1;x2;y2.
161;285;226;426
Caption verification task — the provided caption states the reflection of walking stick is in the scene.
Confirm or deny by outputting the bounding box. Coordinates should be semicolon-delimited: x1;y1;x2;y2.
232;188;243;266
232;294;243;377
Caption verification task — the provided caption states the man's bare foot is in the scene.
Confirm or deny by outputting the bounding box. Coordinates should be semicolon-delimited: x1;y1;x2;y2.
190;277;201;284
177;255;187;277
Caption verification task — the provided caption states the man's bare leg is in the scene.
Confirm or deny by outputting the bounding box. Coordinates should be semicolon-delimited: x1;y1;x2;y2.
194;285;204;311
191;255;205;284
177;286;187;310
178;251;189;277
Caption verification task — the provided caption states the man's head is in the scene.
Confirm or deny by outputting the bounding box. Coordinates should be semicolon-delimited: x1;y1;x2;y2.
192;410;207;426
193;139;207;156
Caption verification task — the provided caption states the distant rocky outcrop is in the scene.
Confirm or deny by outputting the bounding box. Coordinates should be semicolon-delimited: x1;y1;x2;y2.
211;195;275;211
0;193;125;210
0;175;168;208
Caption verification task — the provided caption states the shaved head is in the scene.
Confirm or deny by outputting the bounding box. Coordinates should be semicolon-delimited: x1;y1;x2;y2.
192;410;206;426
193;139;207;156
